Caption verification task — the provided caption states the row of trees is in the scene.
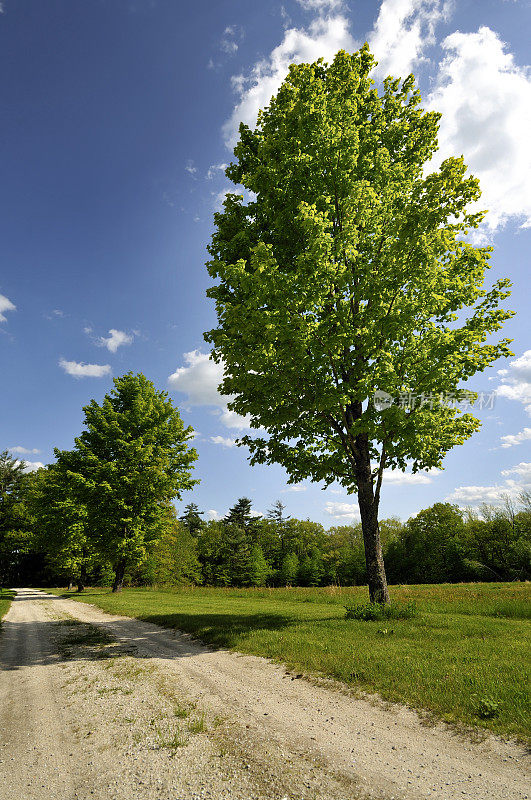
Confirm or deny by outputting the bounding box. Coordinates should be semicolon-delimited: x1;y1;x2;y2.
2;443;529;589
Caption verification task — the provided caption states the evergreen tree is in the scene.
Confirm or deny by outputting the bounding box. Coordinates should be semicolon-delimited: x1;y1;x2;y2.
179;502;204;536
219;522;251;586
267;499;290;554
224;497;261;541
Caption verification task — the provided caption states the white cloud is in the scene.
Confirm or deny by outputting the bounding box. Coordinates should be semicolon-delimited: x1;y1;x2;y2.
446;461;531;506
496;350;531;415
210;435;238;448
168;350;252;430
185;159;197;176
221;25;242;55
59;358;111;378
44;308;65;320
218;407;253;430
501;462;531;479
325;501;361;519
9;446;41;455
97;329;134;353
500;427;531;448
297;0;344;10
281;484;307;493
222;5;355;147
17;460;45;473
383;467;439;484
0;293;16;322
206;163;228;180
370;0;452;81
428;26;531;233
207;509;221;521
169;350;226;406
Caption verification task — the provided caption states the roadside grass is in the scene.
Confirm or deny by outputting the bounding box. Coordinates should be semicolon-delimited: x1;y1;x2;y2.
0;588;15;625
47;582;531;742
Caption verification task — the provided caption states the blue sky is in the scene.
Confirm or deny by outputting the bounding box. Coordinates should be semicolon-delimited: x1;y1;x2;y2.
1;0;530;525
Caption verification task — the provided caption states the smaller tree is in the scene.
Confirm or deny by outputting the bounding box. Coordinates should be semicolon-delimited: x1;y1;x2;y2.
224;497;261;542
56;373;198;591
278;551;299;586
267;499;290;554
246;544;271;586
139;510;202;586
179;503;204;536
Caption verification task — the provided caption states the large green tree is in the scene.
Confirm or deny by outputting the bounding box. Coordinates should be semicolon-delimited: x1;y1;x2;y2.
56;373;198;591
204;47;513;602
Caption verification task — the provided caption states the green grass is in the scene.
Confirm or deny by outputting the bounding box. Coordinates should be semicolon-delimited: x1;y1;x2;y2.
48;582;531;742
0;588;14;625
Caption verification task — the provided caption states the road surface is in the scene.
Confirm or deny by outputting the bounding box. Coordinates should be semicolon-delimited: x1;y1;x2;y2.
0;588;528;800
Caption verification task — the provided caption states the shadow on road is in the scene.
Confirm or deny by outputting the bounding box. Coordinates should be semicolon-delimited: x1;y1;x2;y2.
0;589;294;671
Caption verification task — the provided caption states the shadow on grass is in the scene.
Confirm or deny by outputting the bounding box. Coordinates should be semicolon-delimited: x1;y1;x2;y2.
1;590;295;670
135;611;295;649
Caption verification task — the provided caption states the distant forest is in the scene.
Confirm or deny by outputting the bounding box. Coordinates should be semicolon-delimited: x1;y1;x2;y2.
1;449;529;589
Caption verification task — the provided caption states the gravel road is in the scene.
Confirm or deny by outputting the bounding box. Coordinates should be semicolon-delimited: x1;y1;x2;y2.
0;588;528;800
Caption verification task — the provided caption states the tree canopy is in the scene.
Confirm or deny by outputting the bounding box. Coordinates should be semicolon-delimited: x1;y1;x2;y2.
205;46;513;602
55;372;198;590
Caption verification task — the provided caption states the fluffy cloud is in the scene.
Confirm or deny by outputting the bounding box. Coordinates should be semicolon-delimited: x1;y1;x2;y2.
496;350;531;415
501;462;531;480
59;358;111;378
207;509;222;520
169;350;226;406
325;501;361;519
383;467;439;484
446;461;531;506
281;484;307;493
210;435;238;448
17;460;45;473
9;446;41;455
185;159;197;176
222;3;355;147
370;0;451;80
500;427;531;449
0;293;16;323
168;350;252;429
98;329;134;353
428;26;531;233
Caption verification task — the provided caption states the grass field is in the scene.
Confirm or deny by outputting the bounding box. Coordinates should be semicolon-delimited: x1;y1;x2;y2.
0;588;14;623
49;582;531;742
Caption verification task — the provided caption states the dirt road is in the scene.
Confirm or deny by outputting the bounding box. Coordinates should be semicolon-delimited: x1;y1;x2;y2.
0;589;528;800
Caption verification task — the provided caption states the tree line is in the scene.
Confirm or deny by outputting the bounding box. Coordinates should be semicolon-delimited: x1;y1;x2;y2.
2;440;529;589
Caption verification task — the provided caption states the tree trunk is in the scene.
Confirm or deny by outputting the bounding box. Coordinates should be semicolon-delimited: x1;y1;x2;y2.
354;435;390;604
67;580;74;591
76;582;85;593
112;559;126;593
